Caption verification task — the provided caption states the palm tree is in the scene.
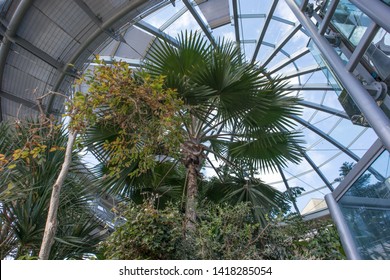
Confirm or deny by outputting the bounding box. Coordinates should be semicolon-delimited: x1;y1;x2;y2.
0;120;103;259
201;167;292;225
142;31;304;232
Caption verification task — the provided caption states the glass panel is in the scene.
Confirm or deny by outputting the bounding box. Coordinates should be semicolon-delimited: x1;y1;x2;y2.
307;40;343;95
339;150;390;259
194;0;230;29
381;0;390;6
294;0;303;6
330;0;372;47
364;30;390;84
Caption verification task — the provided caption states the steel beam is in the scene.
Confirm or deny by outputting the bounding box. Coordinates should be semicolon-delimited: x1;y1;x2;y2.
0;90;42;111
281;83;334;91
298;100;349;119
8;35;64;69
48;0;152;113
232;0;240;44
272;16;295;26
319;0;339;35
277;165;301;214
262;23;302;67
238;14;295;25
278;65;321;80
332;138;384;200
238;14;265;19
302;151;334;191
268;48;310;74
340;196;390;210
0;0;34;121
73;0;103;27
135;20;178;47
73;0;127;43
251;0;279;64
325;193;362;259
350;0;390;34
345;22;379;72
292;115;360;162
286;0;390;152
261;41;276;48
182;0;216;47
160;6;187;31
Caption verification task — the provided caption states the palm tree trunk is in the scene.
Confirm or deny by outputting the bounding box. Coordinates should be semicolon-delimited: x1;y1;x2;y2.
38;131;77;260
185;162;198;234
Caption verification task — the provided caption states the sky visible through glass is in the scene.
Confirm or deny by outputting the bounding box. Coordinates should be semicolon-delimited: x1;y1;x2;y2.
91;0;378;214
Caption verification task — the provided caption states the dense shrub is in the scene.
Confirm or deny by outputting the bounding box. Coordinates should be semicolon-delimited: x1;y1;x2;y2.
100;202;345;260
258;216;345;260
100;201;183;259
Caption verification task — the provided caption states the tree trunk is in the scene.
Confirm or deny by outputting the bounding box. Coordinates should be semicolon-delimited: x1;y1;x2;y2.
185;162;198;235
38;131;77;260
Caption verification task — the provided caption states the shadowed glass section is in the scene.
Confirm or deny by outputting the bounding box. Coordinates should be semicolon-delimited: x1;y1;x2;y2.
330;0;372;46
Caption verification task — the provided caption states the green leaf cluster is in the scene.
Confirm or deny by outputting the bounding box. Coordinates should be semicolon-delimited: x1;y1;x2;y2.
100;200;183;259
76;60;184;177
100;202;345;260
0;120;103;260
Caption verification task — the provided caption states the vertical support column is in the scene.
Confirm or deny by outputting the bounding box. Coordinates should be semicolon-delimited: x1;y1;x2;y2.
346;22;380;72
232;0;240;44
325;194;362;259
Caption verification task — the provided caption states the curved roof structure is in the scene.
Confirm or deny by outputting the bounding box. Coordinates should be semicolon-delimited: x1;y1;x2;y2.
1;0;389;214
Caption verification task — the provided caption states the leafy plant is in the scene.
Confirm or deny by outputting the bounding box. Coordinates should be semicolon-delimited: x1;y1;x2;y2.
100;200;183;259
85;31;304;235
100;202;345;260
0;120;103;260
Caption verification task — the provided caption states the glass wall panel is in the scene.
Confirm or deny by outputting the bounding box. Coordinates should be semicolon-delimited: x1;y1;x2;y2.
330;0;372;46
338;150;390;259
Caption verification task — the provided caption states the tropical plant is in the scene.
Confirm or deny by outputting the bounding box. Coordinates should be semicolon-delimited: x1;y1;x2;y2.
82;31;304;235
100;200;184;260
100;201;345;260
0;120;103;259
258;215;346;260
143;31;304;232
201;167;292;224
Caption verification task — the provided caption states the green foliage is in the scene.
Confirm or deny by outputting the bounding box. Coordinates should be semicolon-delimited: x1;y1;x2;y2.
75;60;184;177
200;168;292;225
86;31;305;236
194;203;261;259
0;120;103;260
144;30;304;175
258;215;345;260
100;202;345;260
100;201;183;259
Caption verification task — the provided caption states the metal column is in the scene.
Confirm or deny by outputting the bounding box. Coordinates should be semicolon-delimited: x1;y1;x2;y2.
325;194;362;259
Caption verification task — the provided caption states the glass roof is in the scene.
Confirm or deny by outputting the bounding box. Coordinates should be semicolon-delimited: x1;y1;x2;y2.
96;0;377;213
0;0;379;215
